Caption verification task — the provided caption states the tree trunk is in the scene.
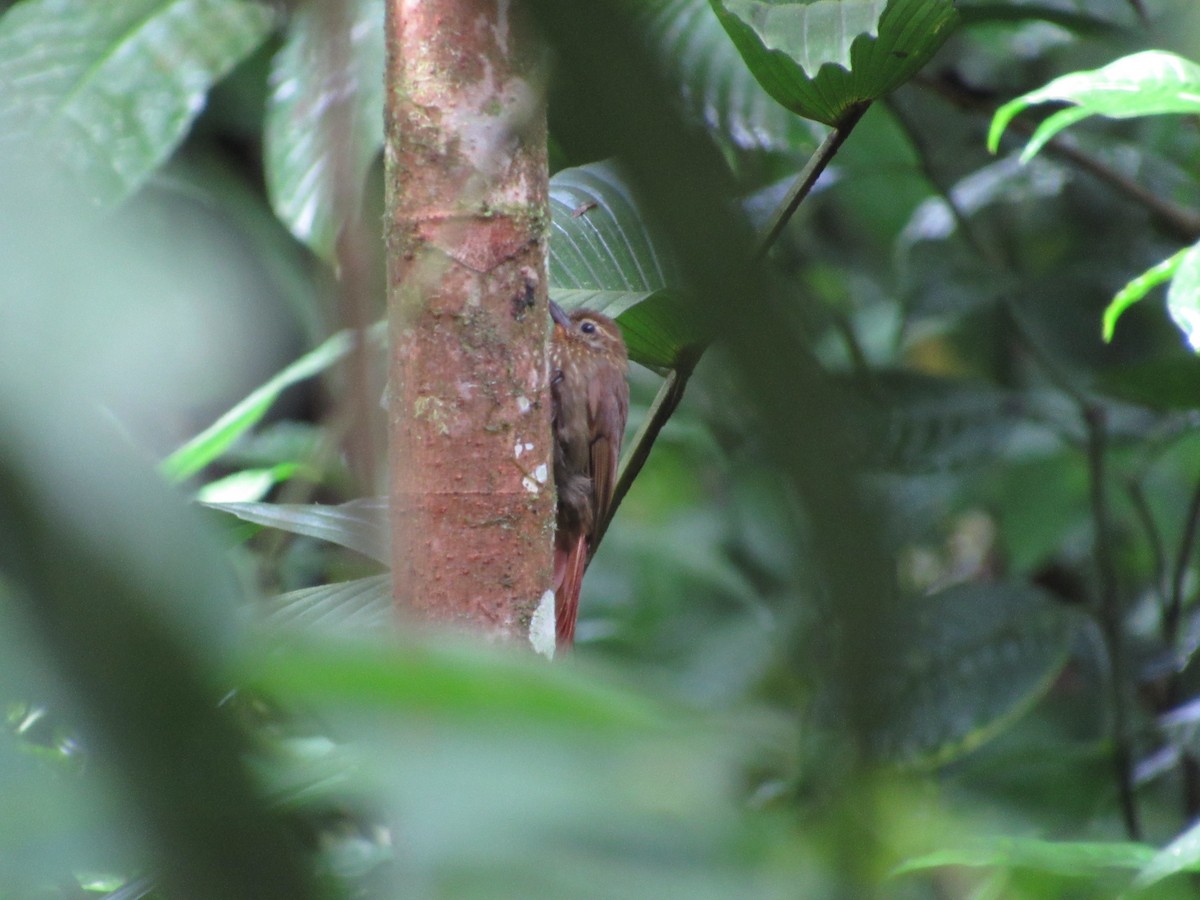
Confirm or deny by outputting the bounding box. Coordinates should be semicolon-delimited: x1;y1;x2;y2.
384;0;555;651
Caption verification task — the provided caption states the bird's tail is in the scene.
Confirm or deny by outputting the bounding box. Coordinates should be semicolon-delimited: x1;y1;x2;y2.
553;532;588;650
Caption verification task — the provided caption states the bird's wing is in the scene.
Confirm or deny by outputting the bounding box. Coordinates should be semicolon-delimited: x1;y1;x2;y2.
588;373;629;535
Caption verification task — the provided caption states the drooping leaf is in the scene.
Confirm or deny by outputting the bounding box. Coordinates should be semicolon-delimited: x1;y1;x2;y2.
989;51;1200;162
550;162;709;369
709;0;960;126
161;323;384;482
1167;241;1200;352
1103;248;1188;343
640;0;823;155
264;0;385;259
208;497;389;562
0;0;275;206
862;581;1075;766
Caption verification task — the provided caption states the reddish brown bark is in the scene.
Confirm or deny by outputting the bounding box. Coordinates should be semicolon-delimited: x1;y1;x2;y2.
385;0;554;647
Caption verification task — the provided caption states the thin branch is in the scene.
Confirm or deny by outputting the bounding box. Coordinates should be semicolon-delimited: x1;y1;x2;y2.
1085;405;1142;840
1002;293;1141;837
590;364;693;559
1126;477;1168;615
1167;476;1200;648
754;102;871;260
886;96;1004;270
916;74;1200;243
592;106;870;557
1000;294;1090;409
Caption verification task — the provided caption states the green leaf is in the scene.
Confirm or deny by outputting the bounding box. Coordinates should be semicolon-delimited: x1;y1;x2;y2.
1167;241;1200;353
161;323;384;482
550;163;708;369
863;582;1074;766
207;497;388;562
258;575;392;633
1135;818;1200;888
989;51;1200;161
641;0;823;155
264;0;384;259
0;0;275;206
894;836;1156;879
709;0;960;126
1103;248;1188;343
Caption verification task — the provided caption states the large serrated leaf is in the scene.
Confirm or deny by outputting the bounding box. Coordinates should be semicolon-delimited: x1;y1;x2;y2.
990;51;1200;162
550;162;707;369
208;497;388;562
264;0;384;259
863;581;1074;766
0;0;275;206
641;0;823;155
710;0;959;126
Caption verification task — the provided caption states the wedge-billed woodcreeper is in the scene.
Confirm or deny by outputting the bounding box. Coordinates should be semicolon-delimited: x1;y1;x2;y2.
549;299;629;650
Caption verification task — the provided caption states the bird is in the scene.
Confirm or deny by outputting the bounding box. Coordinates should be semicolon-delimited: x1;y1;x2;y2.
549;299;629;651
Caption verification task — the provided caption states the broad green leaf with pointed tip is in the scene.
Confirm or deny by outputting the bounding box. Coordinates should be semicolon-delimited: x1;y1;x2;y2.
550;162;706;369
989;51;1200;162
0;0;275;206
709;0;959;126
264;0;384;259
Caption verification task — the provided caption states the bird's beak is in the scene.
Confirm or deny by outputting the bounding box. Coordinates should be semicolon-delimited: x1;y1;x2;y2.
549;300;572;328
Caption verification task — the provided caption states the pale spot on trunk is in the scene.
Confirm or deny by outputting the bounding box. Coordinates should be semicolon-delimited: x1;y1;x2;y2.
529;590;556;659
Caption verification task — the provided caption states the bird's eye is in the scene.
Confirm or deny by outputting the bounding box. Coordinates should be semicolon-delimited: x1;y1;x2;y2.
580;321;597;335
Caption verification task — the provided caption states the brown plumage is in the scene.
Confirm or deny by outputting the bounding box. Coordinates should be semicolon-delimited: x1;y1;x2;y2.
549;300;629;650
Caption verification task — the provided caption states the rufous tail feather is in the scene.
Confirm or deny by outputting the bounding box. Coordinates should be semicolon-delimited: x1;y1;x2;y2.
554;532;588;650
